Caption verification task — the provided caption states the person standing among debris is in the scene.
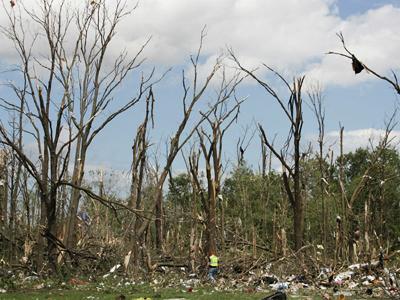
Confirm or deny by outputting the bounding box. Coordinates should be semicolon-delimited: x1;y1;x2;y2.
208;252;219;282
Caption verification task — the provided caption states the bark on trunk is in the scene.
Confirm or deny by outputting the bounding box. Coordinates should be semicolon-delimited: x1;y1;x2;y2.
45;188;58;273
64;138;86;250
155;193;163;252
0;151;7;227
207;181;217;255
293;198;304;251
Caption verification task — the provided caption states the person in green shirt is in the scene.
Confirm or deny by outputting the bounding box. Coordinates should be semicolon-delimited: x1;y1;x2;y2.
208;253;219;282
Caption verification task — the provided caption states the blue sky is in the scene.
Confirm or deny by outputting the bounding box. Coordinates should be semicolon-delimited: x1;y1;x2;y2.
337;0;400;17
88;0;400;171
1;0;400;192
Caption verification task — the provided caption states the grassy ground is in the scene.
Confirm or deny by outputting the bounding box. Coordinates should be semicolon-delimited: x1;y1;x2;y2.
0;288;274;300
0;276;379;299
0;278;279;300
2;285;387;299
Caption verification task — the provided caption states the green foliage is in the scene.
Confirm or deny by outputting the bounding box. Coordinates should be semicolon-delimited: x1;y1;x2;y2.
0;274;15;290
0;276;277;300
0;288;271;300
215;147;400;253
222;162;283;239
340;147;400;243
166;173;193;210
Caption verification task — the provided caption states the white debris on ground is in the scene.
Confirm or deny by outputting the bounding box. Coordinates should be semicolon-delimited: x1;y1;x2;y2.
103;264;121;278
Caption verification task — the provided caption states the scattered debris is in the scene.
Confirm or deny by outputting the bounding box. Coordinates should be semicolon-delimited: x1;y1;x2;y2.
34;283;45;289
104;264;121;278
0;247;399;299
68;278;89;286
78;210;92;226
23;275;39;282
270;282;289;291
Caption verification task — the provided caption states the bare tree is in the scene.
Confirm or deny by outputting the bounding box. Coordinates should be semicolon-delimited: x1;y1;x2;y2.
0;0;151;271
236;126;254;167
194;68;245;255
309;85;327;251
0;149;7;227
129;29;223;266
182;146;202;272
4;117;24;263
231;50;306;250
58;0;151;251
129;88;153;270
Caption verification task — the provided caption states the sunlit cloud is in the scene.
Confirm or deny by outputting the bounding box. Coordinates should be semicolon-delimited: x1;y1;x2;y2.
1;1;399;88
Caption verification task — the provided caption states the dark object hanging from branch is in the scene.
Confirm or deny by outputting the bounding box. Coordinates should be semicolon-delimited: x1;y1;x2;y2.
328;32;400;94
352;55;364;74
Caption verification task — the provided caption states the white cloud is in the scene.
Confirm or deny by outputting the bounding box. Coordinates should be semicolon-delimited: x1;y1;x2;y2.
306;5;400;87
307;128;400;155
120;0;339;69
2;0;399;88
119;0;400;88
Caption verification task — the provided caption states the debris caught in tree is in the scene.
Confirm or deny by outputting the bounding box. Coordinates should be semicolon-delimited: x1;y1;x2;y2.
351;55;364;74
77;210;91;226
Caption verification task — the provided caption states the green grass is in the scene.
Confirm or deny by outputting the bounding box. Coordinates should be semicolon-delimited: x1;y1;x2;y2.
2;278;372;299
4;288;384;300
0;289;271;300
